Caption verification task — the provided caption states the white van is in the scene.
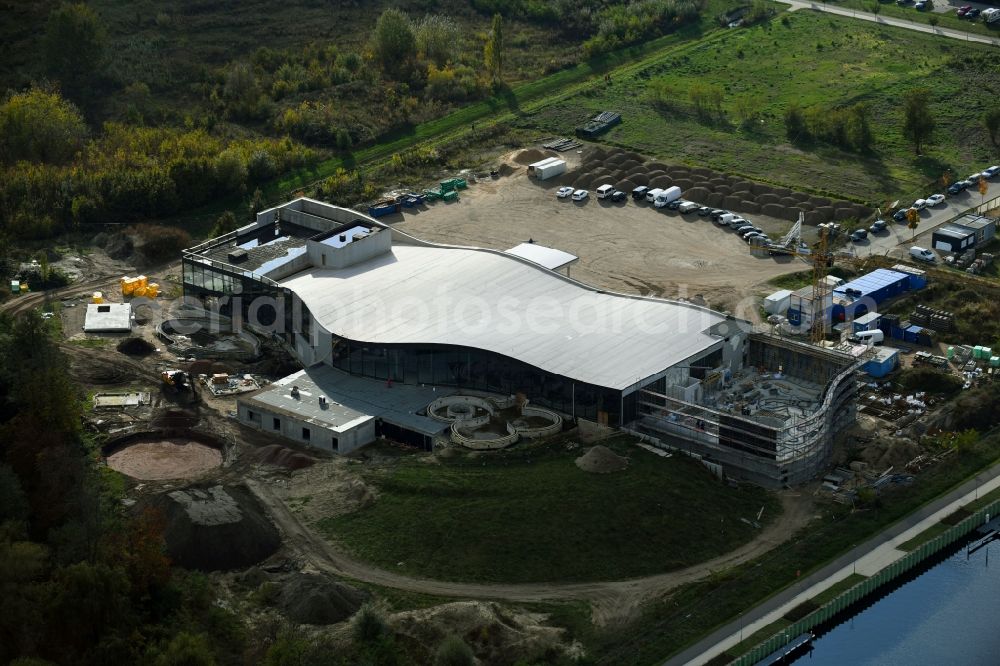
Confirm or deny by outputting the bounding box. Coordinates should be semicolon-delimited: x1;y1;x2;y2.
717;213;736;226
645;188;665;203
596;184;614;199
850;329;884;345
909;247;935;263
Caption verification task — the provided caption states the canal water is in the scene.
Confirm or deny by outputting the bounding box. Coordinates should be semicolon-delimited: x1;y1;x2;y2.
796;542;1000;665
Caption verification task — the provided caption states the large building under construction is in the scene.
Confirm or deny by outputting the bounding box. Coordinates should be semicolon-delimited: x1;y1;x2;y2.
182;199;859;486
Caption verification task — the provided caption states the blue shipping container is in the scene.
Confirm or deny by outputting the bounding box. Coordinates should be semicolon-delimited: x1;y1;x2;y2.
864;348;899;378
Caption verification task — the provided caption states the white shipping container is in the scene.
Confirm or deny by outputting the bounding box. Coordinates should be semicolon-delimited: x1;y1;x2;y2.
533;159;566;180
763;289;792;315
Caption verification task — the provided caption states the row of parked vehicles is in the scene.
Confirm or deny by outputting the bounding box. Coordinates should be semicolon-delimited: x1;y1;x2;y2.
890;165;1000;222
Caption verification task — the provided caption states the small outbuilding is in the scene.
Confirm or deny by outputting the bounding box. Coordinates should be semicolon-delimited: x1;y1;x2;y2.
763;289;792;315
932;225;976;254
863;347;899;378
83;303;132;332
528;157;566;180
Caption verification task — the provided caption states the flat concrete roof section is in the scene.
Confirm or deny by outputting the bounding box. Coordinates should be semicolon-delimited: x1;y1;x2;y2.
246;365;451;437
282;244;725;391
83;303;132;332
505;242;578;271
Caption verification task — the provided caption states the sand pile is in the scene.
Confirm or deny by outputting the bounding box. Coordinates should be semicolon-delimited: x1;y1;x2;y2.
117;337;156;356
250;444;317;470
277;573;368;625
512;148;557;165
140;484;280;571
575;445;628;473
107;438;221;480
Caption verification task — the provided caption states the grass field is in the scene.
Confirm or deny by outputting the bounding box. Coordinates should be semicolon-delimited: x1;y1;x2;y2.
319;435;780;583
521;10;1000;205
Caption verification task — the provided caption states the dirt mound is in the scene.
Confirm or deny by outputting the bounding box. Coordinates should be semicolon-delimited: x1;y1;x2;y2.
392;601;577;666
250;444;317;470
627;173;649;186
513;148;547;165
277;573;368;625
104;232;135;260
107;438;221;480
575;445;628;473
497;163;516;177
117;337;156;356
139;484;280;571
649;175;672;189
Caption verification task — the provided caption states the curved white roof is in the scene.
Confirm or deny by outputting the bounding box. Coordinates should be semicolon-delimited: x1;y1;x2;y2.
280;243;726;391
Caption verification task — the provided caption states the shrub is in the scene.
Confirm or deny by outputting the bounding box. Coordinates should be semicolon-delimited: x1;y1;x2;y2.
0;89;88;165
897;367;963;397
353;605;388;644
433;635;474;666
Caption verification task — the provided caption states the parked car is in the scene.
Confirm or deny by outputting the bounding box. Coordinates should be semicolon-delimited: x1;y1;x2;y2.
697;206;713;217
556;186;574;198
983;166;1000;179
947;181;969;195
632;185;649;200
957;4;972;16
915;1;928;10
666;199;683;210
910;246;935;263
913;198;930;210
610;190;627;202
851;229;869;242
926;193;946;206
596;184;615;199
734;223;756;234
710;209;729;221
969;172;983;183
870;219;888;234
571;189;588;201
678;201;701;214
966;7;981;18
739;227;762;239
893;209;909;222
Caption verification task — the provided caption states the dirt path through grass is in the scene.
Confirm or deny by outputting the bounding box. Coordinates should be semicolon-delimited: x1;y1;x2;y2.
246;477;813;626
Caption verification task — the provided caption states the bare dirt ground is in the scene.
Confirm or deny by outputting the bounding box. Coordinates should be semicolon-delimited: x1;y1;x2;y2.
106;439;223;481
247;473;815;627
394;154;812;317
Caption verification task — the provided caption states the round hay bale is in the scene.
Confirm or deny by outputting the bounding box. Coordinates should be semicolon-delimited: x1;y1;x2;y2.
667;166;692;179
645;161;669;171
732;179;754;192
689;180;713;192
832;199;855;210
779;197;799;207
731;188;752;199
620;159;641;172
623;151;644;162
740;200;762;214
686;186;710;202
804;211;825;225
673;178;694;190
573;176;592;189
615;179;636;192
816;206;835;221
724;195;743;210
575;445;628;474
692;167;715;179
854;204;874;218
591;178;615;190
583;145;608;162
773;187;792;198
627;173;649;186
706;192;724;207
751;182;774;196
709;177;733;188
781;206;802;222
646;169;667;179
762;203;784;218
758;193;780;205
714;185;732;196
789;191;811;203
809;196;832;207
834;207;855;221
649;175;672;189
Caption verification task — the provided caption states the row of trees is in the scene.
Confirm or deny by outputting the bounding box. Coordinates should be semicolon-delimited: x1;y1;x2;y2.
785;102;874;152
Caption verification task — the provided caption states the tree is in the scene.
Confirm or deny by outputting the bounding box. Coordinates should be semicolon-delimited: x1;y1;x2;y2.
43;2;107;90
928;15;939;27
484;13;504;86
978;175;989;207
211;211;238;238
784;103;808;141
223;62;260;119
155;632;217;666
416;15;459;66
0;89;87;165
985;108;1000;146
434;635;474;666
906;207;919;239
372;9;416;78
902;88;935;155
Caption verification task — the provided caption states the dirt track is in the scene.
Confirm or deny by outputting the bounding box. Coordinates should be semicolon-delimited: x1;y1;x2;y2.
246;477;814;626
394;161;810;316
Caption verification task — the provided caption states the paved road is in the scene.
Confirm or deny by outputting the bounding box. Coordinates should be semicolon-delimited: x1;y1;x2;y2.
778;0;1000;46
666;459;1000;665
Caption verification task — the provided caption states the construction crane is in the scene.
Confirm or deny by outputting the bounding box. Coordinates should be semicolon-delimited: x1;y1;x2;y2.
763;213;835;344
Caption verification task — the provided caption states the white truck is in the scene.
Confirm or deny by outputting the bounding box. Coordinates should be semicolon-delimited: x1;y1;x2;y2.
653;186;682;208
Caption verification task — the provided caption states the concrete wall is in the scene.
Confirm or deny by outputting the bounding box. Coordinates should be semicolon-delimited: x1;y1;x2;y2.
306;226;391;270
236;400;374;454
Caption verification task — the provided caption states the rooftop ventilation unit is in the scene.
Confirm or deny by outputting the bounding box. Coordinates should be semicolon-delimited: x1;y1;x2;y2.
228;248;248;263
290;386;300;398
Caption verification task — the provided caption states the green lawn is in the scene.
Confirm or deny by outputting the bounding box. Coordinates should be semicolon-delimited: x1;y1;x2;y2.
520;10;1000;205
319;435;780;583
